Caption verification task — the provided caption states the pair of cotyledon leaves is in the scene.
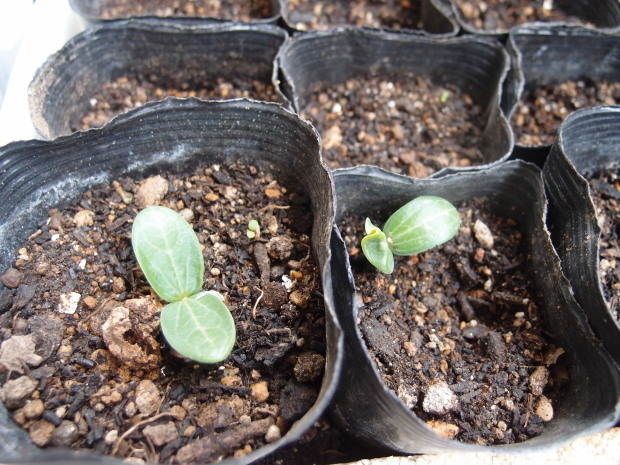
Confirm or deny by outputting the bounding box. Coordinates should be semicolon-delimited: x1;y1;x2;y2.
361;196;461;274
132;206;235;364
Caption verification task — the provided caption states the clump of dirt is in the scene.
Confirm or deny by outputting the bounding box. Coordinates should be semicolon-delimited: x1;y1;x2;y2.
512;79;620;146
300;71;485;177
79;75;283;131
286;0;422;31
338;198;568;445
0;163;328;464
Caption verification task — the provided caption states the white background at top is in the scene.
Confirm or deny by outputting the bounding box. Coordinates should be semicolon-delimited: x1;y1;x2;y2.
0;0;85;146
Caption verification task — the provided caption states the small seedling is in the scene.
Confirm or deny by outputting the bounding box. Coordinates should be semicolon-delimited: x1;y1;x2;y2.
439;90;450;103
361;196;460;274
246;219;260;239
132;206;235;364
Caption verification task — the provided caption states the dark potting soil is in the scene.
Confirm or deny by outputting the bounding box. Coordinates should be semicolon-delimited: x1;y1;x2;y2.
0;163;334;464
286;0;422;31
589;170;620;322
97;0;274;20
455;0;594;31
339;198;568;445
300;72;485;177
512;80;620;146
79;75;284;132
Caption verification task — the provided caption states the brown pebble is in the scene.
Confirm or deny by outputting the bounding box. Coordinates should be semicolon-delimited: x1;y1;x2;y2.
134;380;161;415
426;419;459;439
29;420;56;446
51;420;79;447
1;375;38;408
143;421;178;447
83;296;98;309
0;267;22;288
251;381;269;402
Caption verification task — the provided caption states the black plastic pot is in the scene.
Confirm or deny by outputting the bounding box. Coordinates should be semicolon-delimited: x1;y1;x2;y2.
281;0;457;35
504;25;620;150
277;28;512;176
445;0;620;37
543;105;620;367
28;19;287;139
326;161;620;454
69;0;281;24
0;98;342;464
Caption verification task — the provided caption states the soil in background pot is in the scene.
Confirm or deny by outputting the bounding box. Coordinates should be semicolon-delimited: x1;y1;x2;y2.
589;170;620;323
300;71;485;177
338;197;568;445
95;0;275;21
286;0;422;31
455;0;594;31
79;74;283;131
0;162;328;464
512;79;620;146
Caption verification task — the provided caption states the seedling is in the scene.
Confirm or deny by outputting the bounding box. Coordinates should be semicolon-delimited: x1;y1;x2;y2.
361;196;460;273
132;206;235;364
246;219;260;239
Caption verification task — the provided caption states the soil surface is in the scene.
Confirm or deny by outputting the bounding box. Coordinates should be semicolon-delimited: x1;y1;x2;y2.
0;163;333;463
512;80;620;146
97;0;275;21
79;75;283;132
339;198;568;445
455;0;593;31
589;170;620;322
286;0;422;31
300;72;485;177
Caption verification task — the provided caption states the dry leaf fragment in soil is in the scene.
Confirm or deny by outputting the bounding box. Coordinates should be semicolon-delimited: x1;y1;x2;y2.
512;80;620;146
0;163;327;464
340;198;568;445
301;72;485;177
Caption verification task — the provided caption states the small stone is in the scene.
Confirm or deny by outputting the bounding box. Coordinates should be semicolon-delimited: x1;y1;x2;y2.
73;210;94;227
112;277;125;294
22;399;45;420
51;420;79;447
143;421;178;446
265;424;281;443
0;334;43;373
1;375;38;408
289;289;310;308
83;296;98;309
167;405;187;420
179;208;194;222
135;175;168;208
264;188;282;199
29;420;56;446
293;352;325;383
426;420;459;439
1;268;22;288
135;380;161;415
58;292;81;314
104;429;119;444
124;401;137;418
473;219;494;249
529;366;549;397
205;192;219;202
403;341;417;357
183;425;197;438
422;380;459;415
535;395;554;422
250;381;269;403
266;236;294;261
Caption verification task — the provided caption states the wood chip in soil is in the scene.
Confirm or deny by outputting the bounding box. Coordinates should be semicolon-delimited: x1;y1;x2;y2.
97;0;274;20
512;79;620;146
0;163;330;464
339;198;568;445
589;170;620;322
79;75;283;132
455;0;594;31
300;72;485;177
286;0;422;31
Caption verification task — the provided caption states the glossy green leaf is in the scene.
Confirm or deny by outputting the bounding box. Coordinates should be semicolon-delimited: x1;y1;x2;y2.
132;206;204;302
361;218;395;274
160;292;236;364
384;196;460;256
